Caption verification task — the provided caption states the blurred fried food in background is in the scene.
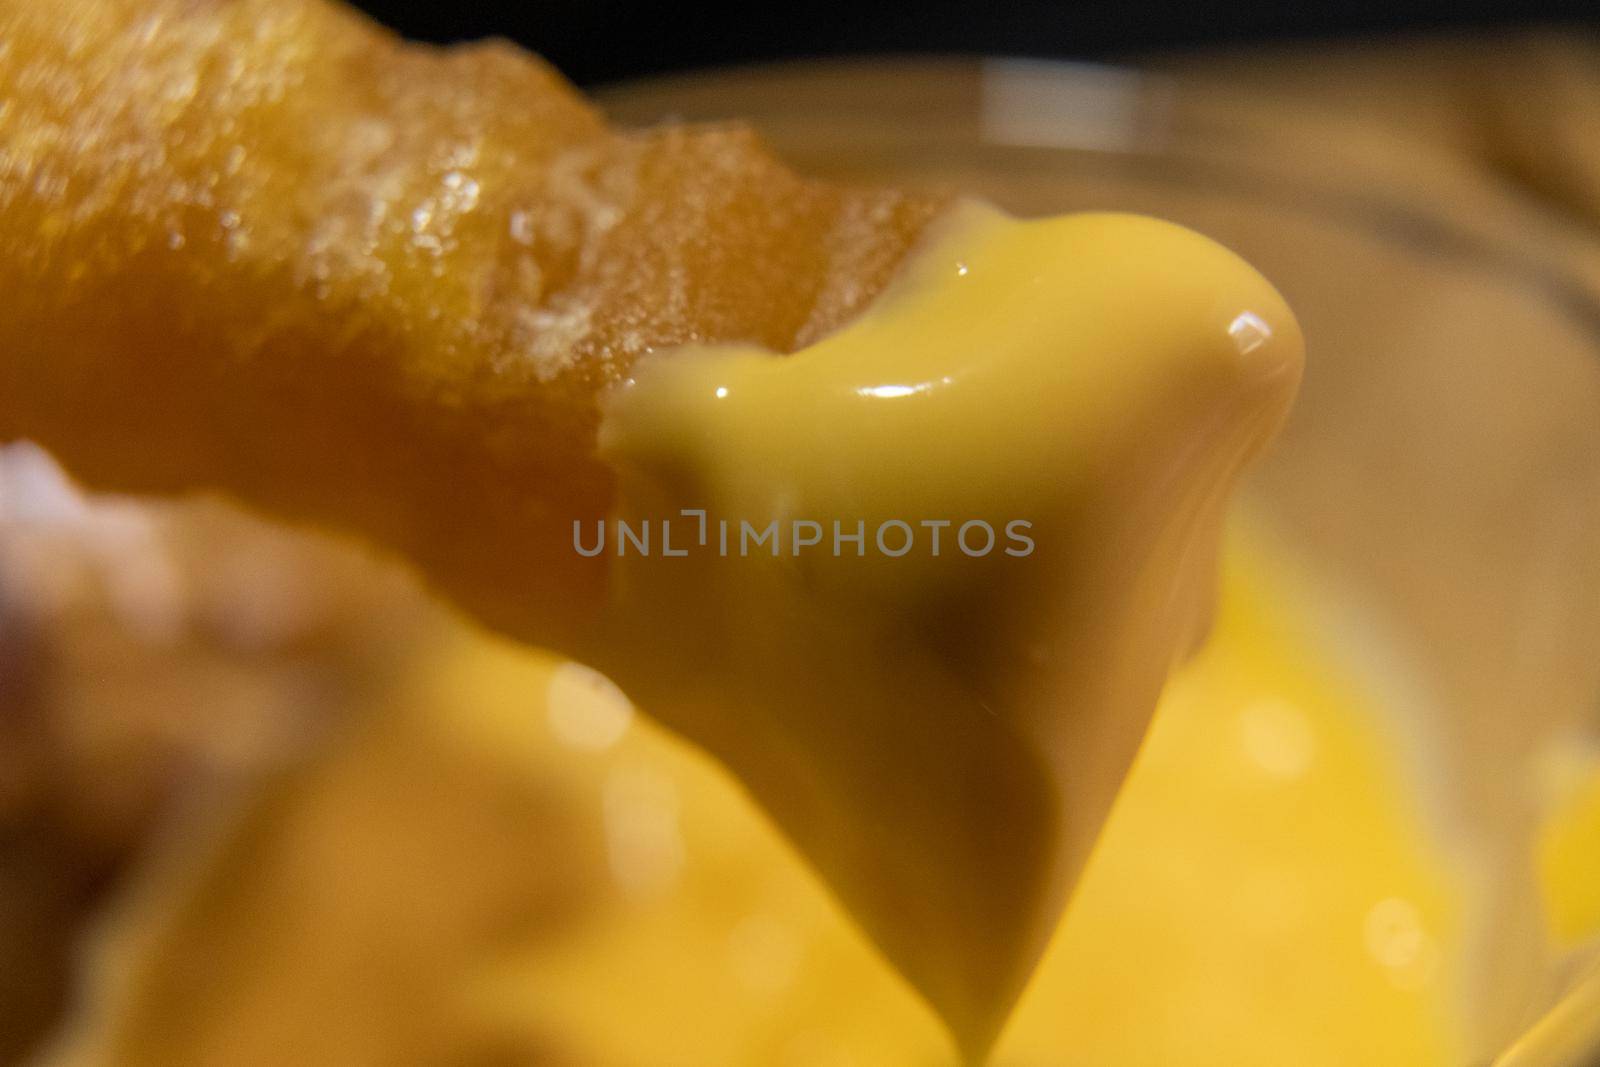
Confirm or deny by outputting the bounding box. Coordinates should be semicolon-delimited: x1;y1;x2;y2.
0;442;436;1060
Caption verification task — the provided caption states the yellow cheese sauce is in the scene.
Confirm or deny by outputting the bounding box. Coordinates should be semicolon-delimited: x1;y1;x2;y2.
1538;751;1600;949
442;522;1472;1066
576;203;1302;1054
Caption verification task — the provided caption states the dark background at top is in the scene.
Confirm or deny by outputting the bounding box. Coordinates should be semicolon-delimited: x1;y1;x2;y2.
348;0;1599;86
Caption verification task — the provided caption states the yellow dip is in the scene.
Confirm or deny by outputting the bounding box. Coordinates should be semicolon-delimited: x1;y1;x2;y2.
458;522;1471;1066
577;203;1303;1054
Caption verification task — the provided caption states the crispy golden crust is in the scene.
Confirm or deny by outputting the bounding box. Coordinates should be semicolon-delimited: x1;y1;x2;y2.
0;0;948;646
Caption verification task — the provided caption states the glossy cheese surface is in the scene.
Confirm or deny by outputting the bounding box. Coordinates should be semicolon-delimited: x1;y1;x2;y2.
584;204;1303;1054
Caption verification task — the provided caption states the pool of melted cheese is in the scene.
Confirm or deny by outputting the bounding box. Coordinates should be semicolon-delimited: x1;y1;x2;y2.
445;521;1476;1066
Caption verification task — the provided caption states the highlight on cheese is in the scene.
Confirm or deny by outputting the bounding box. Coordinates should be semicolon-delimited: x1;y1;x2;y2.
572;514;1038;558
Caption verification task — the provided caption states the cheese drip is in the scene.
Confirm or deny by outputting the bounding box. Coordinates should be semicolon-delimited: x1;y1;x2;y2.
581;203;1304;1058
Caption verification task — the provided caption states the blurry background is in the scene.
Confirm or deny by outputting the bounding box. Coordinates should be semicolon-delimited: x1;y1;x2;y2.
347;0;1600;85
